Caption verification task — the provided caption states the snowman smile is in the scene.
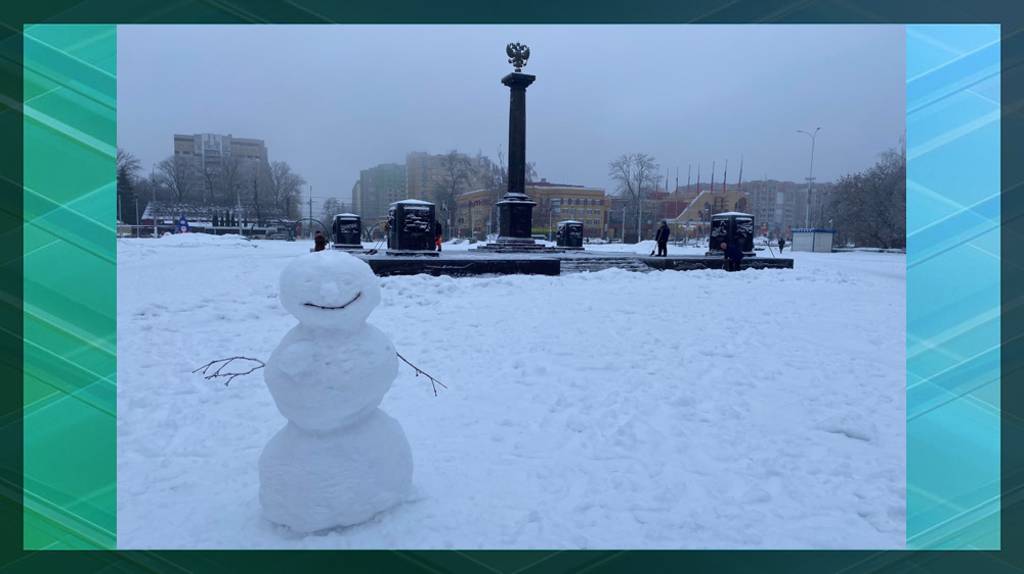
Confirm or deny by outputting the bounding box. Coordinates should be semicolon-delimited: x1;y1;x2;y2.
303;292;362;310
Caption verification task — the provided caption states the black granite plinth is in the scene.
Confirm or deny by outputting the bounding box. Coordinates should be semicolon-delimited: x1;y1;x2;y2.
361;255;559;277
387;199;437;255
556;220;584;249
496;197;536;242
643;256;794;271
707;212;756;256
475;239;563;253
332;213;363;250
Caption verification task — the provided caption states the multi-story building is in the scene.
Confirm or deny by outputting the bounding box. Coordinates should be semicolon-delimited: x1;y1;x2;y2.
405;152;447;201
405;151;494;203
455;180;607;239
356;163;406;223
350;180;362;216
171;133;270;200
173;133;268;166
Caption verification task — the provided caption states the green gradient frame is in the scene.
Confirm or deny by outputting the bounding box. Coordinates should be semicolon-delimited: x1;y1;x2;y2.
2;1;1022;572
22;22;1003;552
906;25;1001;549
22;24;116;550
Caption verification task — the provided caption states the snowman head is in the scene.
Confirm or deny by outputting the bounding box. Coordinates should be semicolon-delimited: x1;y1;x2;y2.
279;251;381;329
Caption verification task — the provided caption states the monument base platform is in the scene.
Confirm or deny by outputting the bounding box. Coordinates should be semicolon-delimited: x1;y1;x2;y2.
385;249;439;257
332;244;364;252
475;238;564;254
643;256;794;271
361;254;560;277
354;251;793;277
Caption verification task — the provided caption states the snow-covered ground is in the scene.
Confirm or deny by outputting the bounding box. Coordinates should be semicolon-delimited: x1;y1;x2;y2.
117;235;906;549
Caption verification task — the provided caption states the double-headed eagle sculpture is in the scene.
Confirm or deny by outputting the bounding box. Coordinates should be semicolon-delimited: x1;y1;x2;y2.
506;42;530;72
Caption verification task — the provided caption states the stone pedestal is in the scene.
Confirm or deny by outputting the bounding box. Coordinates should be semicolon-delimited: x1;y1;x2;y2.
386;200;438;256
332;213;363;251
705;212;756;257
556;220;584;250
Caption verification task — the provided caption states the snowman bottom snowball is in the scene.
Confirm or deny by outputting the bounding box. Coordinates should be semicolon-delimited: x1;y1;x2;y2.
259;410;414;532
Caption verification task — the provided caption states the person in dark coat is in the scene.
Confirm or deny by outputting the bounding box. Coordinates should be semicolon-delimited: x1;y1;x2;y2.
654;221;670;257
434;220;443;252
313;230;327;252
778;236;785;253
724;238;745;271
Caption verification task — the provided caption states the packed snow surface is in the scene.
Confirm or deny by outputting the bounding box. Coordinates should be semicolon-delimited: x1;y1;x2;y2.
117;236;906;549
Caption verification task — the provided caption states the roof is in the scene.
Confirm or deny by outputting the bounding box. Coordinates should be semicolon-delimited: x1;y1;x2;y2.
793;228;837;233
334;213;360;219
711;211;753;218
557;220;583;225
528;180;590;189
390;199;434;206
140;200;288;222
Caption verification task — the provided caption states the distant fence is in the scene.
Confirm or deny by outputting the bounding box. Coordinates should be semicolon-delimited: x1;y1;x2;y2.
832;247;906;254
116;224;293;239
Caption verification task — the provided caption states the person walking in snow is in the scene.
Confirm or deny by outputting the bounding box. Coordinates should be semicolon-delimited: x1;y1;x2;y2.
654;221;670;257
434;220;443;252
778;236;785;253
313;230;327;252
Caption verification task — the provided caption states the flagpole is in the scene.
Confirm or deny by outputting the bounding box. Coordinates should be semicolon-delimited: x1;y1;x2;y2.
738;155;744;193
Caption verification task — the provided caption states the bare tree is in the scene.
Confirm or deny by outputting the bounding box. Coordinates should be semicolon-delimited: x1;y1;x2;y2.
433;151;473;237
526;161;538;183
219;155;243;207
269;160;306;219
155;155;197;203
201;162;219;205
321;197;343;223
824;149;905;249
117;149;142;223
249;162;269;225
117;148;141;179
609;153;660;242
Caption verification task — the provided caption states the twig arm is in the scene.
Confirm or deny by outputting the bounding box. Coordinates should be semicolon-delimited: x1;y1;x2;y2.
396;351;448;396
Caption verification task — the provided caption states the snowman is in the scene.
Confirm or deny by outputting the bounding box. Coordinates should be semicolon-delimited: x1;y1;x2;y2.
258;250;413;532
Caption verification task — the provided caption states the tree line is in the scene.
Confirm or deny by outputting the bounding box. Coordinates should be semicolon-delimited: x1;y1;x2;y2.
116;148;307;225
818;149;905;249
605;149;905;248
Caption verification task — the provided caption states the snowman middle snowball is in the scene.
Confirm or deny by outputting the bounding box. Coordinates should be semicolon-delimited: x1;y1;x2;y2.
259;250;413;532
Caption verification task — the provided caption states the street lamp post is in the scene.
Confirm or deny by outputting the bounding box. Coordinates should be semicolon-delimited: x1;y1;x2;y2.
797;127;821;229
548;201;553;241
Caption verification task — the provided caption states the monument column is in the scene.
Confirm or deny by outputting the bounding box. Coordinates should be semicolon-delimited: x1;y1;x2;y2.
496;42;537;245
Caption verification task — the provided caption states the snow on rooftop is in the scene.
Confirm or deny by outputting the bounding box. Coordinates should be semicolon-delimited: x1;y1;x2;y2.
711;211;753;218
390;199;434;206
334;213;360;219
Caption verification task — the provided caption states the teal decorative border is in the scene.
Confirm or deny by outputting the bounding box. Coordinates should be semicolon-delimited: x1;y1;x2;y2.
22;24;117;550
906;24;1000;549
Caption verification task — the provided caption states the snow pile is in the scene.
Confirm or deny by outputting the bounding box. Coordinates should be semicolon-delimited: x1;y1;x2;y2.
260;251;412;531
117;240;905;549
152;233;256;248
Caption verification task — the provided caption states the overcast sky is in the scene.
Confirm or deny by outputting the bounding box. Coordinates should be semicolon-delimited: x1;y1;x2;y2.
118;24;905;210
